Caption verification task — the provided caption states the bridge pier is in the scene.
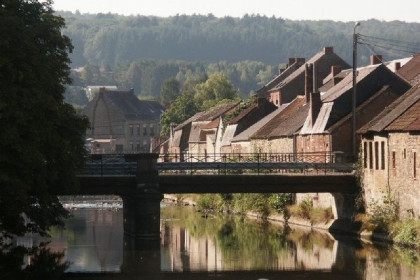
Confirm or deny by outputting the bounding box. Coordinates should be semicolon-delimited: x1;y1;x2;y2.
122;153;163;244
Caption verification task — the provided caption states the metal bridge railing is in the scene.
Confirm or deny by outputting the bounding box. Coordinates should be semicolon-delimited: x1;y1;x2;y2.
80;152;355;176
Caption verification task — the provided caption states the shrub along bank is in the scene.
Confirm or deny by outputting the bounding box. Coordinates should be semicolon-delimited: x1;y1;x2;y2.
168;193;420;249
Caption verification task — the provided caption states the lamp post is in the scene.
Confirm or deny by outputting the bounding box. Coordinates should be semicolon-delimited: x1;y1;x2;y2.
352;22;360;161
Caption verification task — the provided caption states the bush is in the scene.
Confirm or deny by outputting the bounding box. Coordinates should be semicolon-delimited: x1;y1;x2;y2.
393;220;420;247
197;194;216;211
297;197;313;220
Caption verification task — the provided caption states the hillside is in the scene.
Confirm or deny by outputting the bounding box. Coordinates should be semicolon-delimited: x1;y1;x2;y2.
60;12;420;67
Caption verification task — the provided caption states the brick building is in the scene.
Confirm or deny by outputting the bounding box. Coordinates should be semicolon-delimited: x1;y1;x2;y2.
220;98;276;153
298;63;411;157
83;88;164;153
257;47;350;107
359;85;420;218
168;102;239;160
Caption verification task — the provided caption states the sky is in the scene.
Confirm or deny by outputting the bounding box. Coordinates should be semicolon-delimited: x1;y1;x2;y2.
52;0;420;23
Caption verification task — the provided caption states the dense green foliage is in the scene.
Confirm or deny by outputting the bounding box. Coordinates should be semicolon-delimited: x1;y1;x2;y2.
67;59;274;103
159;73;239;136
59;13;420;68
0;0;89;236
61;13;420;106
160;77;180;108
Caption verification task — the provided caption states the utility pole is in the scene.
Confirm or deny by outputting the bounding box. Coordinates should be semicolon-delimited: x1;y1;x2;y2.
352;22;360;162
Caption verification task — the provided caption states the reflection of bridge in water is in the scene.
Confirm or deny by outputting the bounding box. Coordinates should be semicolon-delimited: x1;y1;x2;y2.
56;153;359;276
57;153;361;278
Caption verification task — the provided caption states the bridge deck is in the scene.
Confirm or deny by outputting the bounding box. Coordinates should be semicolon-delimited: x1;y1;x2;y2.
73;173;358;195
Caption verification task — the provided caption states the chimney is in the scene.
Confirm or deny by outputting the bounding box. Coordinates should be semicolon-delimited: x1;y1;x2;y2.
305;64;313;104
394;62;401;71
331;65;342;85
370;55;382;65
310;91;322;128
313;63;319;93
295;57;306;65
288;58;296;67
310;63;321;127
331;65;341;76
324;47;334;54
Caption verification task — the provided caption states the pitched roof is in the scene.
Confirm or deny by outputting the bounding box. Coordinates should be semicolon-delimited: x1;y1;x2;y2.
174;111;206;131
231;104;289;142
257;59;304;93
270;49;350;92
251;96;306;139
101;89;164;120
195;101;240;122
321;65;379;102
358;85;420;134
397;53;420;86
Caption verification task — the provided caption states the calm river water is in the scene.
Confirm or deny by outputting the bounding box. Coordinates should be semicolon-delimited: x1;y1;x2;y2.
19;204;420;279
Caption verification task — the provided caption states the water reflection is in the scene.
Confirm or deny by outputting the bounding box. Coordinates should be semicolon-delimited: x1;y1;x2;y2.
3;205;419;279
160;207;340;272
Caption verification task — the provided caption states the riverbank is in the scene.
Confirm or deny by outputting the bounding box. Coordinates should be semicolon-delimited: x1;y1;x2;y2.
163;194;420;249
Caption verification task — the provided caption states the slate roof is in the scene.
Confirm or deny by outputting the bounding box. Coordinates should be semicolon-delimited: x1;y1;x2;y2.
257;59;303;93
301;64;411;135
358;85;420;134
231;104;289;142
321;65;378;102
102;89;164;120
270;49;350;92
251;96;306;139
397;53;420;86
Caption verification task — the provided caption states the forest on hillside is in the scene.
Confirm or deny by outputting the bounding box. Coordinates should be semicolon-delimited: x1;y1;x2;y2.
60;12;420;104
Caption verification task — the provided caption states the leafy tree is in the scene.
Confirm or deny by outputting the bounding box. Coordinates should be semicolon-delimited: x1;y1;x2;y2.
0;0;89;236
194;73;239;111
160;89;197;136
159;77;180;108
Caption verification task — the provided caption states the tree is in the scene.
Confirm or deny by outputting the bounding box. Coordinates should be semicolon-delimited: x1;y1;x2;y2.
160;77;180;108
0;0;89;236
194;73;239;111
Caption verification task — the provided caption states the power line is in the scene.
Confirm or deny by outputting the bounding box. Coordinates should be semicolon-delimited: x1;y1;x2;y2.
359;34;420;48
357;33;420;57
359;38;419;55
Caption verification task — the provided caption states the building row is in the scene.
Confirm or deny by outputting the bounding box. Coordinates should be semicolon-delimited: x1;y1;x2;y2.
164;48;420;219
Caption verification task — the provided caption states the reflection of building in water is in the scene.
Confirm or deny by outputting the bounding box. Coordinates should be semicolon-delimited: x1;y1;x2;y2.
160;221;338;272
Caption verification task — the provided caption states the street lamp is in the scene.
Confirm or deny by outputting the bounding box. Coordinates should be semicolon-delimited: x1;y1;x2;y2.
352;22;360;161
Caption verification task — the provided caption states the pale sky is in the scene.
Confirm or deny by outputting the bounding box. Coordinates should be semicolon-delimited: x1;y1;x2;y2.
52;0;420;23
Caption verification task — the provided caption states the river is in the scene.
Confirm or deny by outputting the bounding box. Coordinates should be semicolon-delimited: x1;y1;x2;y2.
8;203;420;280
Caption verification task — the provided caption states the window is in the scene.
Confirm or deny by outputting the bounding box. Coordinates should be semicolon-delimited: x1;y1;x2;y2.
392;151;396;169
143;124;147;136
129;125;133;136
369;142;373;169
150;124;154;136
136;125;140;135
374;142;379;170
381;141;385;170
363;142;367;168
116;145;123;153
404;148;406;159
136;142;140;152
414;152;417;179
130;141;134;151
